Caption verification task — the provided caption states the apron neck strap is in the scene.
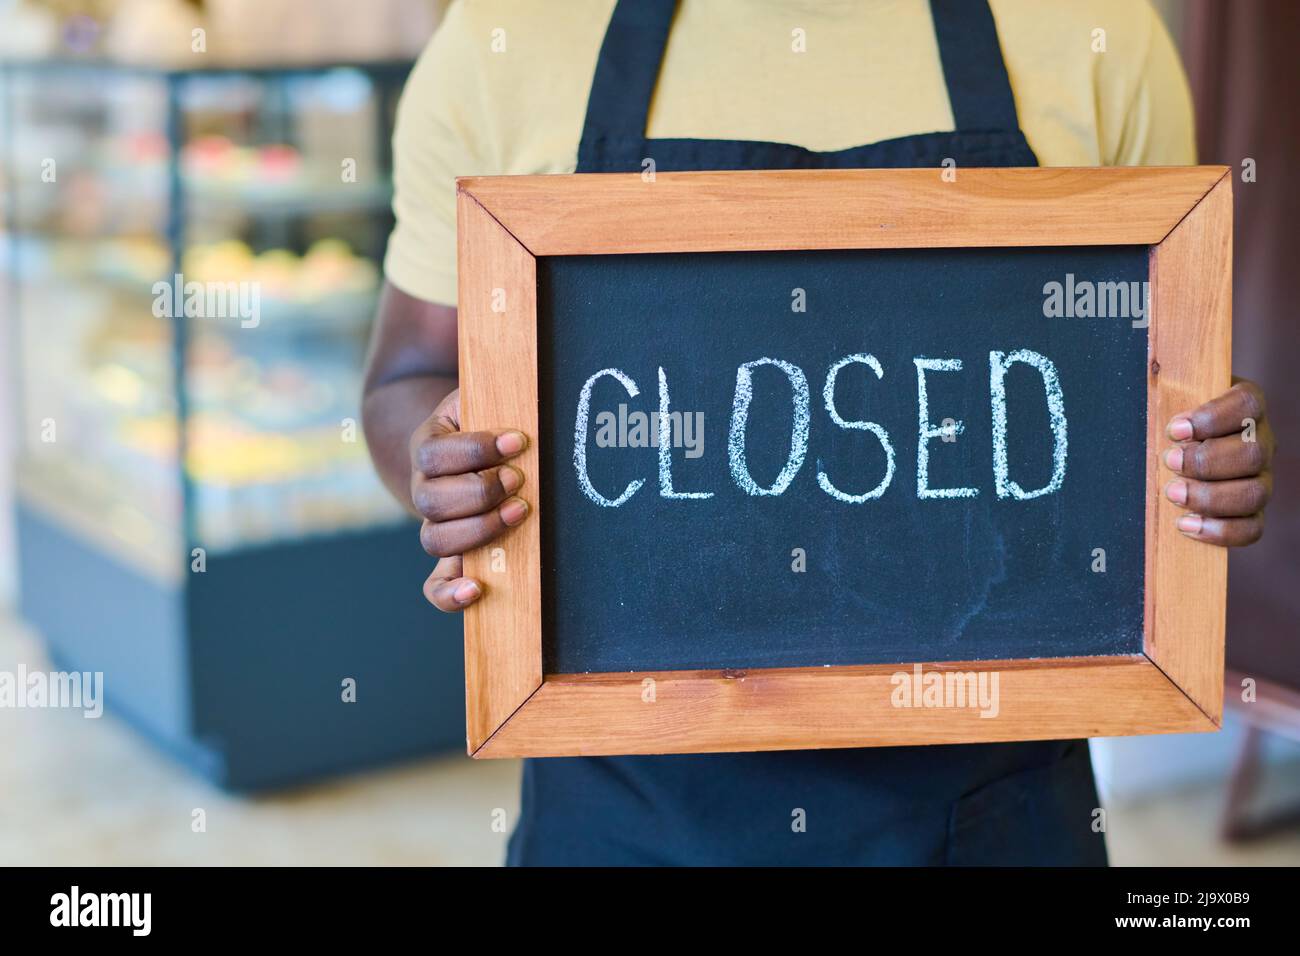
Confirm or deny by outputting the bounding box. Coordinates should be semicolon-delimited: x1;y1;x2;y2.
580;0;677;145
928;0;1023;131
580;0;1024;144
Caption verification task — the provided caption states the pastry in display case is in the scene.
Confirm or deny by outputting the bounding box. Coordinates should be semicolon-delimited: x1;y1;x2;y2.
2;59;465;790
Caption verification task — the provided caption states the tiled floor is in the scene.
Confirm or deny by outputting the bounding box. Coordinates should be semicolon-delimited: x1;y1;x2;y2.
1106;768;1300;866
3;610;1298;866
0;611;521;866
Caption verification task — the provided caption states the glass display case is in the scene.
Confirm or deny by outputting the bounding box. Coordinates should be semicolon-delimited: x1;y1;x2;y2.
1;59;465;789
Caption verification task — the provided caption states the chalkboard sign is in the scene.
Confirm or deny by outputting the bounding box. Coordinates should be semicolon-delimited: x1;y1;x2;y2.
456;168;1232;758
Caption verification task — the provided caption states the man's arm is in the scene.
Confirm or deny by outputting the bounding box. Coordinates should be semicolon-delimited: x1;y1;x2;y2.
361;281;460;512
362;280;530;610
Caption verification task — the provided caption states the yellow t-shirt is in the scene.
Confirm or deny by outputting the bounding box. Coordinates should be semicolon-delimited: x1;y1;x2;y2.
385;0;1196;305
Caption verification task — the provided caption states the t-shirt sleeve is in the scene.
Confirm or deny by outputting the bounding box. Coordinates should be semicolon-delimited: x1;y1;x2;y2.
1103;4;1197;167
383;1;482;306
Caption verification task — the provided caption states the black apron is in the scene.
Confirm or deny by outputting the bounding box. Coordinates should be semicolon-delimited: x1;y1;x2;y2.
507;0;1107;866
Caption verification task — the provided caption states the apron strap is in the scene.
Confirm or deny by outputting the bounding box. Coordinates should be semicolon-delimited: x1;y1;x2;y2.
579;0;1024;147
928;0;1023;131
579;0;677;145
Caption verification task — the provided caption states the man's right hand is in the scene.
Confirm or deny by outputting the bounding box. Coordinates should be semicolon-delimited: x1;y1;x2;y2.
409;388;530;611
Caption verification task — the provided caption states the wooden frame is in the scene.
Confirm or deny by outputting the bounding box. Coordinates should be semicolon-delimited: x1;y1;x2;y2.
456;167;1232;758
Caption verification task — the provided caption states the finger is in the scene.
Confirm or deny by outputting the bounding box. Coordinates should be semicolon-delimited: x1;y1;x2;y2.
412;465;524;522
1164;472;1271;518
1164;434;1267;481
411;427;527;478
1167;381;1266;441
423;556;483;612
1175;512;1264;548
419;497;530;558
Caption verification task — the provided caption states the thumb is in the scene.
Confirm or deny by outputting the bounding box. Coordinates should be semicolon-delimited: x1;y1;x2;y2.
443;387;462;427
428;387;462;436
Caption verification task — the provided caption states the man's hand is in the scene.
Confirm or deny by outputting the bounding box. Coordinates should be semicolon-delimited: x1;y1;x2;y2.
1162;379;1274;547
409;388;530;610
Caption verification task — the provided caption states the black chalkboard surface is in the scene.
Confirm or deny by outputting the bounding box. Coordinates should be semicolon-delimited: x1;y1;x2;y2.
538;246;1149;674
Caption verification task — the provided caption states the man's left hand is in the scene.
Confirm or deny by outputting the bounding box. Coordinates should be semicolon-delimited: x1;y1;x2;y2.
1162;379;1274;547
